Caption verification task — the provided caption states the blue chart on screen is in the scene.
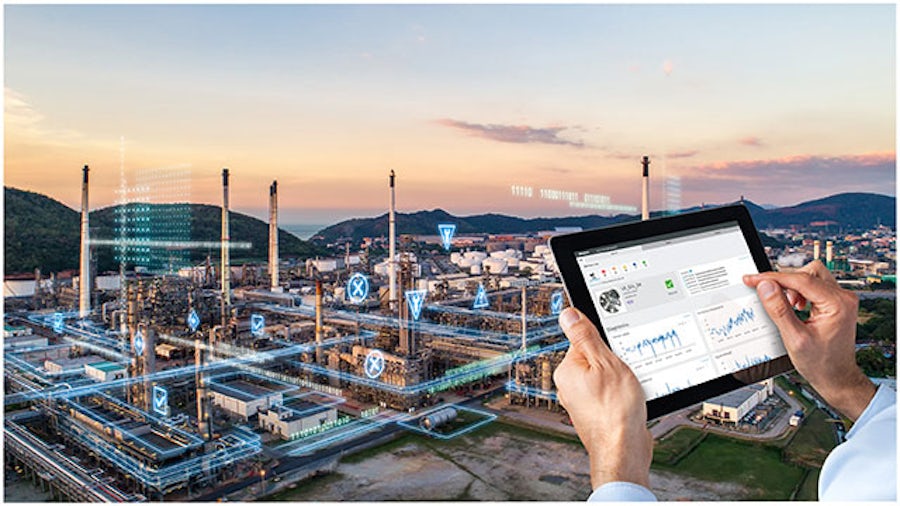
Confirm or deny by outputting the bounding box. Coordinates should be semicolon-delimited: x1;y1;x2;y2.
405;290;427;321
251;314;265;337
438;224;456;251
133;330;145;355
347;273;369;304
623;330;683;358
708;307;755;337
52;313;64;333
550;291;564;315
187;309;200;332
473;283;489;309
735;354;771;370
152;386;168;416
364;350;385;379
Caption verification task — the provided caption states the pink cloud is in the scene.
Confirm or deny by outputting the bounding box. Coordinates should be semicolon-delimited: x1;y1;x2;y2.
738;136;764;147
435;118;584;147
677;151;895;205
666;150;699;159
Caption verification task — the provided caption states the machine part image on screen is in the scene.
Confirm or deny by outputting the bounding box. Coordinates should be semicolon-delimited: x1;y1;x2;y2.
575;222;787;401
598;288;623;314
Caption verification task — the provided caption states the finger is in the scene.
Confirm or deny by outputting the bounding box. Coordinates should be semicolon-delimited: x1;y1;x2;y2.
744;271;837;306
558;307;609;366
755;279;807;340
785;289;807;311
800;260;840;287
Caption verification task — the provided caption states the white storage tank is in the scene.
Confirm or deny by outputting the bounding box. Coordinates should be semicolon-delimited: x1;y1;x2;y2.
420;407;458;430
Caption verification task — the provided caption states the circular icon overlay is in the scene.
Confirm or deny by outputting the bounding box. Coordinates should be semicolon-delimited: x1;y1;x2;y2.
364;349;385;379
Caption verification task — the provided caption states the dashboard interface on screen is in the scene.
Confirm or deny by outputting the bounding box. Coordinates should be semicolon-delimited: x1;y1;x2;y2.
575;221;787;401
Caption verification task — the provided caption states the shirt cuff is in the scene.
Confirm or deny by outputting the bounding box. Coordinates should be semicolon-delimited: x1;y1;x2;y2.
587;482;657;502
846;383;897;440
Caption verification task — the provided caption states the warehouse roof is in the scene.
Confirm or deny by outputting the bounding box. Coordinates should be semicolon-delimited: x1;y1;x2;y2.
704;384;764;409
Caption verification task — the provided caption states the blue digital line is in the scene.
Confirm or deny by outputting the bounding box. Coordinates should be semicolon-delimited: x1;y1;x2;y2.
734;354;772;370
707;307;756;337
622;329;683;358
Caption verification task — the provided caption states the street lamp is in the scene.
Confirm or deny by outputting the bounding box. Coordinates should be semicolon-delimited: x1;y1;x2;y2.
259;469;266;494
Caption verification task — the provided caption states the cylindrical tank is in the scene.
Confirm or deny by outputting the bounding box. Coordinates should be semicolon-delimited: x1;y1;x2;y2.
541;358;553;392
420;407;458;430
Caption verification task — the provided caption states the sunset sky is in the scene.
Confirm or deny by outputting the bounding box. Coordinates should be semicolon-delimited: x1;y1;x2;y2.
4;4;896;226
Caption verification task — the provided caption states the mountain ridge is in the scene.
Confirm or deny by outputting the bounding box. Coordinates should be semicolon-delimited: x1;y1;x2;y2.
4;186;324;275
312;192;895;243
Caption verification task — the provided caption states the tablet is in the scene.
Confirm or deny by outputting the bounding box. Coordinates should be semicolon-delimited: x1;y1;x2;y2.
550;204;793;420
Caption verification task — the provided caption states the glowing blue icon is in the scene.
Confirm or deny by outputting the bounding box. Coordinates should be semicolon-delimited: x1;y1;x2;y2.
52;313;64;334
133;330;145;356
438;224;456;251
473;283;489;309
364;349;385;379
405;289;427;321
152;385;168;416
187;309;200;332
251;314;265;337
550;291;564;315
347;273;369;304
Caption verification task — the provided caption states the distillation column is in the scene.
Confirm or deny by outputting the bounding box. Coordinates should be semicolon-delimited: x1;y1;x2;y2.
79;165;92;318
315;280;324;364
641;156;650;221
221;169;231;331
389;170;398;312
269;180;279;292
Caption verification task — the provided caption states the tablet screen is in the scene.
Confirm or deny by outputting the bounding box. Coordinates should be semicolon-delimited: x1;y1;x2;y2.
574;221;788;401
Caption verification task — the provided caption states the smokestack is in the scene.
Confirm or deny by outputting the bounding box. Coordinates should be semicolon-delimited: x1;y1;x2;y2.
641;156;650;221
196;328;212;441
79;165;91;318
813;240;821;261
315;280;323;364
521;285;527;354
825;240;834;265
269;181;279;292
389;170;397;312
221;168;231;328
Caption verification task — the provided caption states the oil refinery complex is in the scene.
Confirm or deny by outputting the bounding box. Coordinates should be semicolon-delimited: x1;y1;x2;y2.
4;167;573;501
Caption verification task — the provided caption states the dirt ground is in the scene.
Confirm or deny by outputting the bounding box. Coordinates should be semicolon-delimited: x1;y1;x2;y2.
273;423;750;501
3;471;54;502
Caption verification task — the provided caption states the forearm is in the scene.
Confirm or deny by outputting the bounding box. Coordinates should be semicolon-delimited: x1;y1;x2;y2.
814;372;877;422
588;429;652;489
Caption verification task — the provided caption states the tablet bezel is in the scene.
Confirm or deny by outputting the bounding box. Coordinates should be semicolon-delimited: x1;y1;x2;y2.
550;204;794;420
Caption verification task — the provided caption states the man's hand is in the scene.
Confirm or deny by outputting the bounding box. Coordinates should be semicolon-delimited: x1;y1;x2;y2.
743;260;875;421
554;307;652;490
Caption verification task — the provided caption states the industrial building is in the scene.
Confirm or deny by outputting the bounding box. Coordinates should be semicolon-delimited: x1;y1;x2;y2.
702;380;774;425
258;402;338;440
210;379;289;421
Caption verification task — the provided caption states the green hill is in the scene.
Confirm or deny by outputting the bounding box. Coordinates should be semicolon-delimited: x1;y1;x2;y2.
4;187;82;274
4;187;324;276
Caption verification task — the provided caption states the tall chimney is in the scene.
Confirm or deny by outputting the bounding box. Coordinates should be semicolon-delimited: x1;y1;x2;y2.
389;170;398;312
79;165;91;318
641;156;650;221
315;280;324;364
196;328;212;441
269;180;279;292
825;240;834;265
221;168;231;328
521;285;527;354
813;240;821;261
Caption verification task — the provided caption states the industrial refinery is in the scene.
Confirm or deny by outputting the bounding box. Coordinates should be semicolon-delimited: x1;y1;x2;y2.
4;164;582;501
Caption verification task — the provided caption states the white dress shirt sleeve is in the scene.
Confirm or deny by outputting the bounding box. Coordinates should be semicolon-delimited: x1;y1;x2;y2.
587;481;658;502
818;383;897;501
